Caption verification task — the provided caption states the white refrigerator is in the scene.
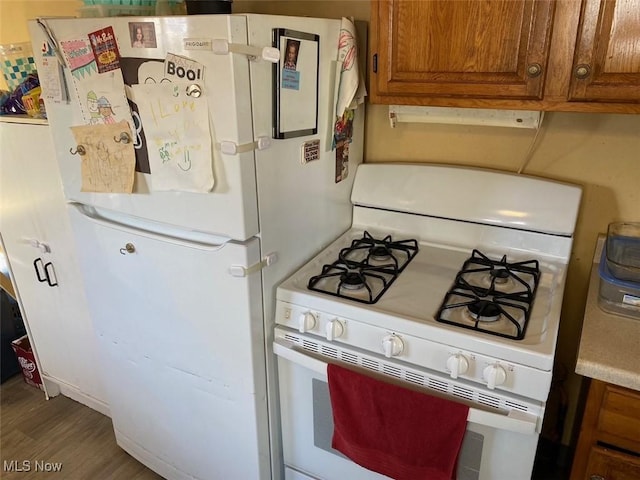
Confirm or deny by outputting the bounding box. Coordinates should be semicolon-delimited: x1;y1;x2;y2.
28;13;364;480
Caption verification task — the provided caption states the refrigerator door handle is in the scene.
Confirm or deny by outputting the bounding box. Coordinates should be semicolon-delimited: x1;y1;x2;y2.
69;203;231;251
229;252;278;277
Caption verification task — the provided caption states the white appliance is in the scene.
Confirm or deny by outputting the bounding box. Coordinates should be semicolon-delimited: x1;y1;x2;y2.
28;14;364;480
274;163;582;480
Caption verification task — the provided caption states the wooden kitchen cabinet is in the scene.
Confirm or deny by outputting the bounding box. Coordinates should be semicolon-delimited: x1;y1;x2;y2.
0;118;108;413
568;0;640;103
570;379;640;480
370;0;640;113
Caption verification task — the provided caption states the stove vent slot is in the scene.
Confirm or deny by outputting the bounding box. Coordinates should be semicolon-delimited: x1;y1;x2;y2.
341;352;358;365
302;340;319;352
284;333;299;343
505;400;529;412
382;364;402;379
428;378;449;394
361;358;380;372
452;385;474;401
405;371;426;386
478;393;501;409
321;345;338;359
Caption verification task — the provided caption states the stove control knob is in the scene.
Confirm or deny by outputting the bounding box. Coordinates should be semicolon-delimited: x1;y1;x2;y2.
446;354;469;379
483;364;507;390
326;319;344;341
382;334;404;358
298;312;317;333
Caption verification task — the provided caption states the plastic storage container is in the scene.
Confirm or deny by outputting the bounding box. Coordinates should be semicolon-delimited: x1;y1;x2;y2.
605;222;640;283
0;42;37;91
599;246;640;319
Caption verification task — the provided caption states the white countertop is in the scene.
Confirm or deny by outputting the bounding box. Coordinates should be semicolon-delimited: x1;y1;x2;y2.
575;236;640;391
0;114;47;125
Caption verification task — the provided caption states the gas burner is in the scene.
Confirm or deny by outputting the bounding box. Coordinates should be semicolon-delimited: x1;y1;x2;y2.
455;249;539;302
308;232;418;304
340;271;366;290
339;231;419;271
490;268;510;285
369;245;392;261
436;250;540;340
467;299;501;322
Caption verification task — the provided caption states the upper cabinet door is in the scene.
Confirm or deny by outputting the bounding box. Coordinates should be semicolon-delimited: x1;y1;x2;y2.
373;0;556;100
569;0;640;102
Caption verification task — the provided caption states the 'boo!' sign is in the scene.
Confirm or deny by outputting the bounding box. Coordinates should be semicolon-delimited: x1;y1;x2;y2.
164;53;205;82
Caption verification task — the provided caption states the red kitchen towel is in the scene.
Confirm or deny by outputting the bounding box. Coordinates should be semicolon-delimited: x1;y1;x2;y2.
328;363;469;480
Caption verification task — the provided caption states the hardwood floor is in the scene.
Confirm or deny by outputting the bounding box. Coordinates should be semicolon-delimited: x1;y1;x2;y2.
0;375;163;480
2;373;570;480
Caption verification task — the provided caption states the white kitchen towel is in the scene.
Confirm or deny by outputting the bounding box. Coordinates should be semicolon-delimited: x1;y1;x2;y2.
335;17;366;118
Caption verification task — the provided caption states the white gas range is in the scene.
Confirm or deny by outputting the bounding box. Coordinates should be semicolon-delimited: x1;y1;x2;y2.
273;163;581;480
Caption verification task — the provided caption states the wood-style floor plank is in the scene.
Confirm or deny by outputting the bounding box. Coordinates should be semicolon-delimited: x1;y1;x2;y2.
1;375;163;479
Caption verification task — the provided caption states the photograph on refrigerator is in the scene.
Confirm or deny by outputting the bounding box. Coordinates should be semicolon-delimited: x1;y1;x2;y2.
272;28;319;139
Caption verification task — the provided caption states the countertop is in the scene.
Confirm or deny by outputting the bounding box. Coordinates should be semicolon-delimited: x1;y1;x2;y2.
0;114;47;125
575;235;640;391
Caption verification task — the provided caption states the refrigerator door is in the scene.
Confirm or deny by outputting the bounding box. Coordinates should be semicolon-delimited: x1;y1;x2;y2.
245;15;365;480
68;205;270;480
28;16;261;241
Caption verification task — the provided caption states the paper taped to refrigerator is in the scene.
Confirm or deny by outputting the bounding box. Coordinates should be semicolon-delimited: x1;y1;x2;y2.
60;37;133;129
128;83;214;192
71;120;136;193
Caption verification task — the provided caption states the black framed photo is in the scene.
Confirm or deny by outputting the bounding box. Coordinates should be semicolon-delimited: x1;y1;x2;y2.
272;28;319;139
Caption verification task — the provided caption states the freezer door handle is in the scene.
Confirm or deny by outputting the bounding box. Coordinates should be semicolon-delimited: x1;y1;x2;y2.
211;39;280;63
273;339;539;435
69;203;231;251
217;137;271;155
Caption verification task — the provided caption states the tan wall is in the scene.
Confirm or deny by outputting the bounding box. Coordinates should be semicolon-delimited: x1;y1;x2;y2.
0;0;81;89
3;0;639;449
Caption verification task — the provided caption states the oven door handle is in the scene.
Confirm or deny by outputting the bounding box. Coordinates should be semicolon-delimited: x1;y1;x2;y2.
274;339;538;435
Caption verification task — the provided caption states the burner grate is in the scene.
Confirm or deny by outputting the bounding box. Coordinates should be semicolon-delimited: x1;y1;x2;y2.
307;231;418;304
435;249;540;340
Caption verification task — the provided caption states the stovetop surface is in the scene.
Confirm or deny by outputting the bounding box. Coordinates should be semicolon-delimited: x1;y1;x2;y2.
276;228;568;370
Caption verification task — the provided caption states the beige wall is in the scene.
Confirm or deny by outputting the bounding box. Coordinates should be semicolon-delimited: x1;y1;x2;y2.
3;0;639;449
0;0;80;89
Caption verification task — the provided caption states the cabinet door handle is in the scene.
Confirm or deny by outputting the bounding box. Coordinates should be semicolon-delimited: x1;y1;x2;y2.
574;64;591;79
44;262;58;287
33;258;47;283
526;63;543;78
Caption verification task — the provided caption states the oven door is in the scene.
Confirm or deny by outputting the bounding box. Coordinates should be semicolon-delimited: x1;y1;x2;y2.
274;337;541;480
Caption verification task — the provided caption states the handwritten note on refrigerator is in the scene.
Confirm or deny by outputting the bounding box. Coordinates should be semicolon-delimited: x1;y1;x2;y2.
128;83;213;192
70;120;136;193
